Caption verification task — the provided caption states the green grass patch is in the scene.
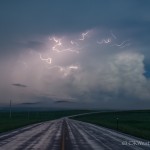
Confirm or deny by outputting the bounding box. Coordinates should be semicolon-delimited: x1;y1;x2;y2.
71;110;150;140
0;110;91;133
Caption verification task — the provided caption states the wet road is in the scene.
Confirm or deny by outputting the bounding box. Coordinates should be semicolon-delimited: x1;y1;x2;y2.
0;118;149;150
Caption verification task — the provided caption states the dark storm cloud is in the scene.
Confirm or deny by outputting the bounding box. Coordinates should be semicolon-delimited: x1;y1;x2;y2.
12;83;27;88
55;100;74;103
0;0;150;36
19;102;41;105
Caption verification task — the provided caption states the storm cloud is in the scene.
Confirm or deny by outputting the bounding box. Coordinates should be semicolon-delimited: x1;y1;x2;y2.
0;0;150;109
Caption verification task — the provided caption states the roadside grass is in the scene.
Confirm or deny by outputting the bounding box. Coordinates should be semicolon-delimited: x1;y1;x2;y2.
0;110;91;133
71;110;150;140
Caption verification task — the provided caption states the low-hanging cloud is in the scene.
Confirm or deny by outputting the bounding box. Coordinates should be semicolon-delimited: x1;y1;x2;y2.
12;83;27;88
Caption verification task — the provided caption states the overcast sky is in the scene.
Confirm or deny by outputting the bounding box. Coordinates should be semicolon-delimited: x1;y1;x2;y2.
0;0;150;109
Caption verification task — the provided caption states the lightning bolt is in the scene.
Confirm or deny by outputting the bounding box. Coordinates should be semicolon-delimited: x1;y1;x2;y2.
38;35;81;76
53;48;79;53
97;38;111;45
69;65;79;69
79;31;89;40
47;65;79;77
70;40;79;46
120;43;131;48
37;30;132;79
50;37;62;51
39;53;52;64
48;65;78;70
63;65;79;76
112;40;130;48
50;37;79;53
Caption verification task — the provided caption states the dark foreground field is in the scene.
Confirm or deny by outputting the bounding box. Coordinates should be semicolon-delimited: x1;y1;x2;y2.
0;110;91;133
72;110;150;140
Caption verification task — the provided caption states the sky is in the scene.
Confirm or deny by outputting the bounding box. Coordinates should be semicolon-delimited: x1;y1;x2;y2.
0;0;150;109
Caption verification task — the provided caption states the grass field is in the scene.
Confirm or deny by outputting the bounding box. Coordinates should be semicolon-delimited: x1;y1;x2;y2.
0;110;91;133
71;110;150;140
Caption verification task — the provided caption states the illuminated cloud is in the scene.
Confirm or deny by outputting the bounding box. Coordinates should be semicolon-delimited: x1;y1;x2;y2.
0;1;150;109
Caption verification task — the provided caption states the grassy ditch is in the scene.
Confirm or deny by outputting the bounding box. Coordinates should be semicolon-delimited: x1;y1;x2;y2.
71;110;150;140
0;110;91;133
